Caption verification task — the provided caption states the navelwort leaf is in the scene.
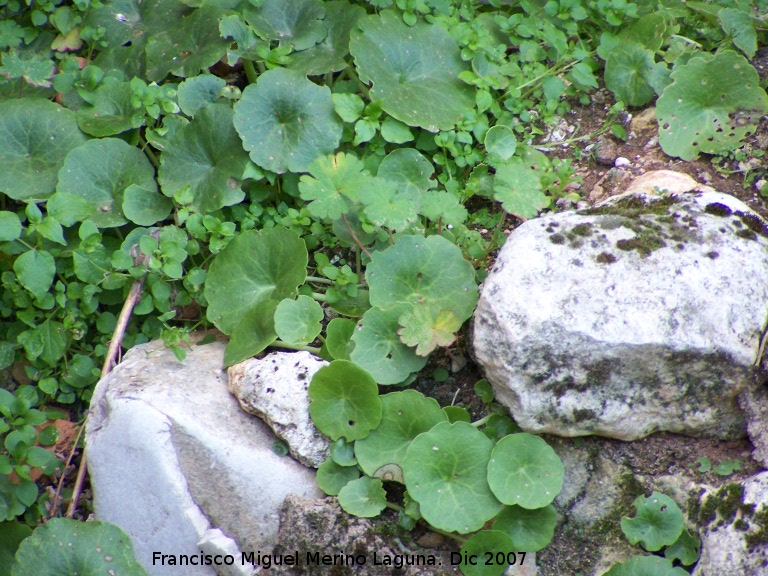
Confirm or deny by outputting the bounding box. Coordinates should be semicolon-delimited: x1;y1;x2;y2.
316;458;360;496
159;103;248;213
459;530;517;576
234;68;342;173
337;476;387;518
403;421;502;534
487;433;564;509
223;299;279;367
354;390;447;483
349;10;475;132
492;504;558;551
0;99;87;201
274;295;324;345
656;51;768;161
620;492;684;552
51;138;158;228
308;360;382;441
298;151;370;220
11;518;148;576
205;228;307;334
244;0;327;52
492;159;549;220
325;318;356;361
602;555;690;576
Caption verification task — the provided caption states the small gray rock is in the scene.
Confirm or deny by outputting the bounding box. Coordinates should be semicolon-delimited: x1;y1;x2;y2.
228;352;330;468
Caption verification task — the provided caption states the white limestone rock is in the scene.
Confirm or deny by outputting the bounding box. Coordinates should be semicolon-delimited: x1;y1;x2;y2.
692;471;768;576
86;335;322;576
473;172;768;441
228;352;330;468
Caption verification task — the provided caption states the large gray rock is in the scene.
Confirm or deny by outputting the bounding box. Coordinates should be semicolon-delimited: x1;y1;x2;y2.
86;335;322;576
473;172;768;441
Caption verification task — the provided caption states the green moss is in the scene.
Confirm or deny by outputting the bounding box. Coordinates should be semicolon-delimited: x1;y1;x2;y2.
571;223;594;237
550;233;565;245
596;252;617;264
704;202;732;217
745;505;768;551
616;231;667;256
581;195;680;218
736;229;757;241
697;483;756;529
735;211;768;239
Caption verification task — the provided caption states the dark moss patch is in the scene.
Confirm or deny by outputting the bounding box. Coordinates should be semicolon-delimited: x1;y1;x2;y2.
697;483;756;530
736;229;757;241
735;211;768;238
745;506;768;551
705;251;719;259
616;234;667;256
704;202;732;217
581;194;680;218
571;223;594;237
572;408;597;422
550;233;565;245
596;252;617;264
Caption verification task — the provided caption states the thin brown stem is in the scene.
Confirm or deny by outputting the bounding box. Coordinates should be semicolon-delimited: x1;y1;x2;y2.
341;213;371;258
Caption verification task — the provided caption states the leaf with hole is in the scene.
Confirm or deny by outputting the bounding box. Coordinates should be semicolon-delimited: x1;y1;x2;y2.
355;390;447;483
159;104;248;213
487;433;564;509
337;476;387;518
234;67;342;173
205;228;307;334
620;492;684;552
492;504;557;551
656;51;768;161
0;99;87;201
308;360;381;441
274;295;324;345
11;517;148;576
403;421;501;534
349;11;474;132
52;138;157;228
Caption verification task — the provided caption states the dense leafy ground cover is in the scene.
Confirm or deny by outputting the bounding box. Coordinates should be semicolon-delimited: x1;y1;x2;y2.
0;0;767;573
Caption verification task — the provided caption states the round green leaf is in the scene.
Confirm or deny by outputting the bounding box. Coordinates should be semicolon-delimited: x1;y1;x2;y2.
287;1;365;75
337;476;387;518
308;360;382;441
664;528;701;566
487;433;564;509
620;492;684;552
657;51;768;161
11;518;148;576
0;99;87;201
245;0;326;51
222;299;279;367
492;504;557;551
366;234;477;321
376;148;435;195
274;295;324;345
355;390;448;483
380;116;413;144
329;437;357;467
316;457;360;496
350;307;428;385
349;11;474;131
159;104;247;213
53;138;157;228
13;250;55;300
459;530;517;576
325;317;356;360
0;212;22;242
484;126;517;162
604;42;656;107
205;228;307;334
603;555;691;576
492;159;549;220
233;68;342;173
0;521;32;575
403;421;501;534
122;184;173;226
443;405;471;423
177;74;227;117
76;79;146;137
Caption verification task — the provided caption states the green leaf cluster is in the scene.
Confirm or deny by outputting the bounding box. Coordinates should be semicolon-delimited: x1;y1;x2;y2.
310;374;564;576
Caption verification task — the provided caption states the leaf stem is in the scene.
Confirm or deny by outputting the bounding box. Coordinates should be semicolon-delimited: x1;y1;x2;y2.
306;275;332;284
311;291;328;302
243;60;259;84
270;340;321;354
471;415;491;428
341;213;372;258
